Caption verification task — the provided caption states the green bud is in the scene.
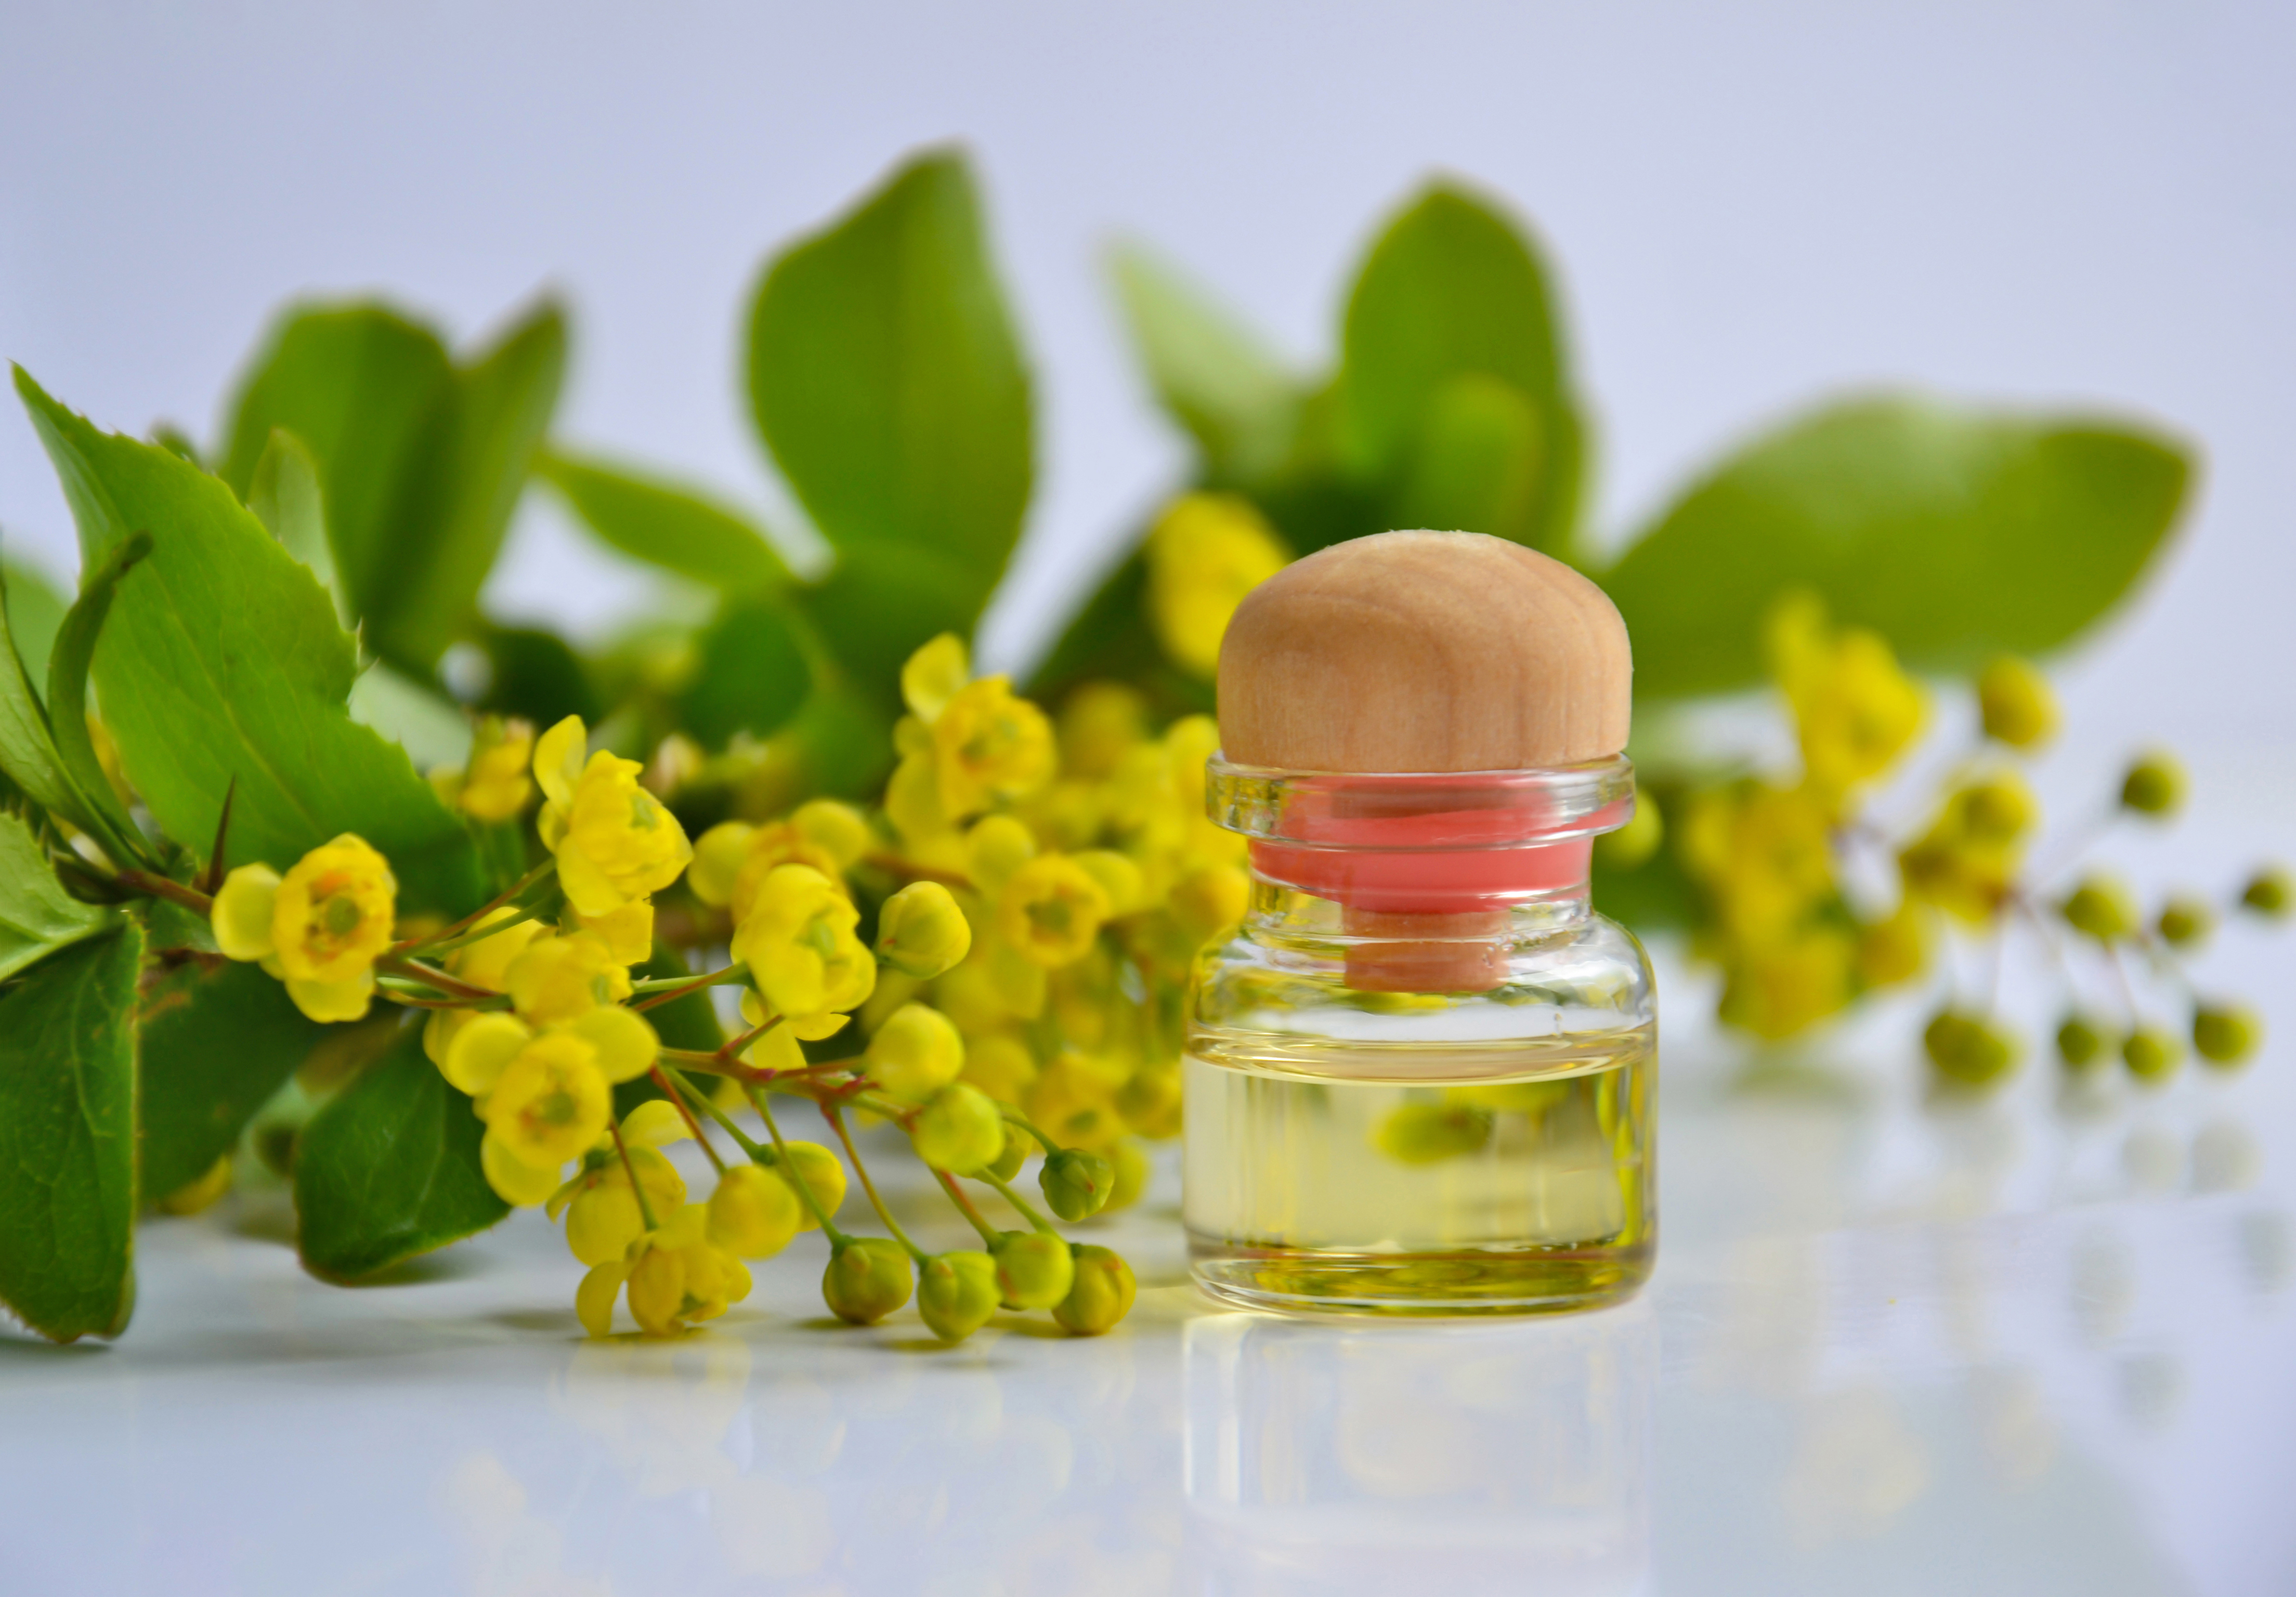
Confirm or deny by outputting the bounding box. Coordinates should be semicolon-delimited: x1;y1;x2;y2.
993;1229;1075;1310
823;1236;914;1324
909;1082;1006;1174
2193;1005;2262;1068
1977;656;2057;749
2060;875;2138;942
1106;1137;1152;1213
2119;751;2185;817
1376;1103;1493;1164
1923;1010;2018;1088
2155;896;2213;949
2122;1026;2183;1084
2055;1015;2112;1072
875;880;974;979
2240;865;2290;919
917;1250;1001;1343
1039;1148;1114;1221
987;1124;1033;1183
708;1163;802;1259
1053;1244;1137;1336
774;1140;846;1233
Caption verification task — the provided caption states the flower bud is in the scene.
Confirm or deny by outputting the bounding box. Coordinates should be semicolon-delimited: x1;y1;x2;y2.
792;799;872;870
2055;1015;2112;1073
2155;896;2213;949
987;1124;1034;1182
875;880;974;980
823;1237;915;1325
1053;1245;1137;1336
909;1083;1007;1175
866;1003;966;1102
2122;1026;2183;1083
1923;1010;2018;1088
917;1250;1001;1343
2193;1005;2262;1068
2119;751;2184;818
1976;656;2057;749
1376;1103;1493;1164
775;1140;846;1231
1039;1147;1113;1221
993;1229;1076;1310
709;1163;803;1259
1107;1139;1153;1214
2240;865;2290;919
2059;875;2137;943
1170;865;1250;941
964;815;1038;897
688;822;759;908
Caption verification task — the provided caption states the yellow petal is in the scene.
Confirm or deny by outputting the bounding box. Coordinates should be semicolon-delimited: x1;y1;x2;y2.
688;822;756;908
211;864;281;962
618;1097;692;1148
285;970;375;1024
743;1022;806;1074
576;1261;629;1338
562;1005;660;1085
444;1013;532;1096
901;632;970;723
481;1132;565;1207
627;1244;687;1334
534;715;588;811
785;1010;850;1043
573;899;655;965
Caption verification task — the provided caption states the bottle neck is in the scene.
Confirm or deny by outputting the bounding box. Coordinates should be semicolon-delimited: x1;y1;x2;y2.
1244;864;1594;993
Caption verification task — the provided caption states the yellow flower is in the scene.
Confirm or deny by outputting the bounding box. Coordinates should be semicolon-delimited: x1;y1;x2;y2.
933;677;1056;822
730;863;876;1025
211;834;398;1023
1977;656;2057;749
577;1203;752;1338
875;880;973;979
901;632;971;723
557;1145;687;1266
864;1003;966;1103
1145;493;1289;679
964;814;1037;896
421;911;547;1069
1856;900;1928;988
1898;773;2034;926
504;933;633;1026
959;1033;1039;1103
706;1164;802;1260
727;823;848;923
571;900;654;966
455;1007;662;1206
459;717;537;821
1766;593;1925;803
791;799;872;870
1056;682;1150;781
996;855;1112;968
1718;928;1855;1040
1681;782;1835;946
534;716;693;917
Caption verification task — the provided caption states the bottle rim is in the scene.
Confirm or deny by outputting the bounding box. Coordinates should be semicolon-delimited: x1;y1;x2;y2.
1206;753;1635;852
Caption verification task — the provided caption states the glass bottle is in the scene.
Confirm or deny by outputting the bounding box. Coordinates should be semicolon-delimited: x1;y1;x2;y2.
1183;530;1656;1316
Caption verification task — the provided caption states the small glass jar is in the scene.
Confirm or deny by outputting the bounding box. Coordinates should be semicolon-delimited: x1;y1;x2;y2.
1183;754;1656;1316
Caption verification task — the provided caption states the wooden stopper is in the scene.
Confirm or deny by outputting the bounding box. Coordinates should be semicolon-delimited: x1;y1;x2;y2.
1217;531;1630;773
1217;531;1632;992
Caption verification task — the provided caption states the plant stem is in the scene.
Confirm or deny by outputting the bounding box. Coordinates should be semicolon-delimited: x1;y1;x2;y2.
630;964;745;1012
994;1105;1064;1157
115;869;213;915
977;1168;1060;1236
395;858;556;953
824;1103;927;1263
610;1122;660;1232
649;1065;725;1172
740;1083;851;1244
862;850;970;888
934;1168;1003;1247
376;953;497;1003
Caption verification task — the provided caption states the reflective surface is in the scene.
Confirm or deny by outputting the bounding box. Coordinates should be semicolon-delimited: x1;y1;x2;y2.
5;962;2292;1595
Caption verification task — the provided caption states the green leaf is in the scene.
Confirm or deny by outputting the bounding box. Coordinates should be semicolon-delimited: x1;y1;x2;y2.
245;427;349;626
797;542;984;702
293;1025;508;1281
1025;546;1214;719
347;663;474;773
16;368;486;915
137;958;324;1202
747;149;1030;614
372;303;567;667
1601;396;2196;698
539;448;789;595
473;622;602;728
1;553;66;698
1334;183;1584;555
680;595;812;748
1389;372;1546;547
45;530;158;866
1107;242;1299;485
0;923;142;1342
0;811;111;981
0;558;103;834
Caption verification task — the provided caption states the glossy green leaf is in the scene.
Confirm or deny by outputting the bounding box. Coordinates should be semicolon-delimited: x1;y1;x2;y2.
373;303;567;667
747;150;1030;613
45;530;157;866
137;958;324;1202
16;369;485;914
1;553;66;698
293;1025;508;1281
245;427;348;626
1107;242;1299;485
539;448;789;595
0;558;100;833
1602;397;2196;697
0;923;142;1342
1335;183;1584;554
680;595;812;748
0;811;110;981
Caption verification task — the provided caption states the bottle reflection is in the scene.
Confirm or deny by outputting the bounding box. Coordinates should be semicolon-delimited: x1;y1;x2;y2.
1183;1303;1654;1595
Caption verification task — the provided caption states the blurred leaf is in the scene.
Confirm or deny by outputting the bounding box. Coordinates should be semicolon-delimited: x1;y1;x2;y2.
45;530;158;866
797;542;985;702
1335;183;1584;555
1;553;66;697
0;811;111;981
0;556;112;839
1603;396;2196;697
1025;546;1213;718
347;662;473;772
785;680;896;801
293;1025;508;1281
473;622;602;728
1390;371;1546;546
0;924;142;1342
539;449;789;595
747;149;1030;618
680;596;812;748
245;427;349;626
17;369;485;914
137;958;324;1202
218;298;567;673
1107;242;1299;485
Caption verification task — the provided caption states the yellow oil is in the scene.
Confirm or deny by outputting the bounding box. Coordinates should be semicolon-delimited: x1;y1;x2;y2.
1183;1027;1655;1315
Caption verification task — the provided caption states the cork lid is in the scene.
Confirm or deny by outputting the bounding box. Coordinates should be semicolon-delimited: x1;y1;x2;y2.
1216;531;1631;772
